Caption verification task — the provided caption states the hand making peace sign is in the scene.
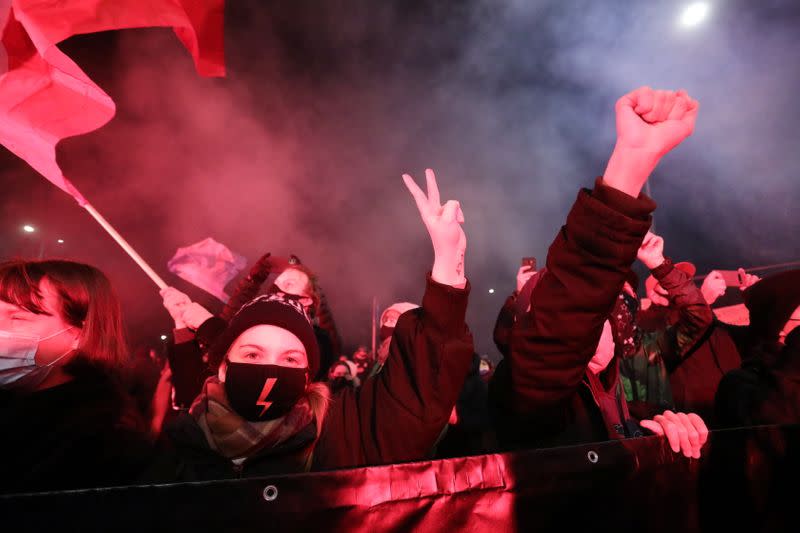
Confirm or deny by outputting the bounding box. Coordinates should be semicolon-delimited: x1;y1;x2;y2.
403;169;467;288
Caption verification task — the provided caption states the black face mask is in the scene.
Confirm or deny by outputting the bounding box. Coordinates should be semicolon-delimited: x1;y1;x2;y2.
224;362;308;422
329;376;351;394
379;325;394;342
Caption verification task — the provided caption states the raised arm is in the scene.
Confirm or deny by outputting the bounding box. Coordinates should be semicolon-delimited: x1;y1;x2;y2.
507;87;699;414
315;169;474;468
637;232;713;366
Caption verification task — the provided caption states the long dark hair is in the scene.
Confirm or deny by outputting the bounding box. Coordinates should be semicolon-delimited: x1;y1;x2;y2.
0;259;128;369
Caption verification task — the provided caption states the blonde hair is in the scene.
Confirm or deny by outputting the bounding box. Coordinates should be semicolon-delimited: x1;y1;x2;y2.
307;381;332;439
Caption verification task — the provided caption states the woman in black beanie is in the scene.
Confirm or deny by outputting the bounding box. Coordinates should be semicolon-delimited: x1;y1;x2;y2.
153;170;475;479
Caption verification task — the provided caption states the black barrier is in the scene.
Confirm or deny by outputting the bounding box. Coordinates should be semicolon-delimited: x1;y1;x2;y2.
2;424;798;532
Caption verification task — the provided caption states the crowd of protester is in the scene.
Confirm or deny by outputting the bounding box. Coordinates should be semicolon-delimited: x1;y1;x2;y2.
1;87;799;494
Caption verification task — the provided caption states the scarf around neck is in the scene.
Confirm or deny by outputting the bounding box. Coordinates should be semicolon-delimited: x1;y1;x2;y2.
190;376;315;460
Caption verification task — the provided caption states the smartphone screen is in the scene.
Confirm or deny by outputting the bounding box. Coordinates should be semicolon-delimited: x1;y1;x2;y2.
717;270;743;288
521;257;537;272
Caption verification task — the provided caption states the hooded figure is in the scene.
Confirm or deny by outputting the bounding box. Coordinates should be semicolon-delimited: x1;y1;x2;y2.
716;270;800;427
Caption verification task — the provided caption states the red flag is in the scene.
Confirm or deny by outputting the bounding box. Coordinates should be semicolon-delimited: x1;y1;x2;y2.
12;0;225;77
0;8;110;203
0;0;225;202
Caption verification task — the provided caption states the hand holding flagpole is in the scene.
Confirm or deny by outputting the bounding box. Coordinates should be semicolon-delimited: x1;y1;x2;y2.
0;0;226;292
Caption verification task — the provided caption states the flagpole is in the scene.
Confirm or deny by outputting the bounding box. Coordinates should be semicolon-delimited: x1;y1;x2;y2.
81;202;168;290
692;260;800;282
371;296;377;358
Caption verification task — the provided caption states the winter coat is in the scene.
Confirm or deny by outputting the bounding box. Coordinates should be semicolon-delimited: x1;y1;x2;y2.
155;276;474;479
0;359;153;494
619;261;715;420
715;330;800;428
490;179;654;450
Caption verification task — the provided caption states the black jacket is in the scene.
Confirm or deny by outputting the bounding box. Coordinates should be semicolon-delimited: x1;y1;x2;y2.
619;261;715;421
665;319;742;425
715;330;800;428
0;360;153;494
155;275;474;480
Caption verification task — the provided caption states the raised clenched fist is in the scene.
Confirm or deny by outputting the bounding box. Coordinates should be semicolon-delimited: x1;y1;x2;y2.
603;87;700;198
637;231;666;270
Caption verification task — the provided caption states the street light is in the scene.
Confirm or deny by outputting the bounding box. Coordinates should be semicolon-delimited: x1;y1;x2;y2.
20;224;63;257
680;2;711;28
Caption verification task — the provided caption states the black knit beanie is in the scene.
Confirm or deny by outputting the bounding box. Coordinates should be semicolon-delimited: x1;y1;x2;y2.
208;292;321;376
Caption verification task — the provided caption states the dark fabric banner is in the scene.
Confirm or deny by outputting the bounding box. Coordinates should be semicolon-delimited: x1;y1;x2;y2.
3;424;798;532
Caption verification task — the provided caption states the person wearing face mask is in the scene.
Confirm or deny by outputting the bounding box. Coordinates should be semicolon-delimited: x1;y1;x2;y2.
371;302;419;377
490;87;709;458
161;258;342;410
627;232;763;426
350;345;373;379
150;169;474;479
478;357;493;382
614;232;719;422
0;260;152;494
327;359;360;393
256;261;341;382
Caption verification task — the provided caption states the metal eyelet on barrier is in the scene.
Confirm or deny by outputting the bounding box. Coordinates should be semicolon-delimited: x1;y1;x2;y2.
587;451;599;464
263;485;279;502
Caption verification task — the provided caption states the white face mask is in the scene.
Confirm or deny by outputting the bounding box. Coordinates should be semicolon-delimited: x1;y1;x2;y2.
0;327;75;389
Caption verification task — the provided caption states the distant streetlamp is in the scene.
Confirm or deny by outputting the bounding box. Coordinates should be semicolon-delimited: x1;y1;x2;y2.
679;2;711;28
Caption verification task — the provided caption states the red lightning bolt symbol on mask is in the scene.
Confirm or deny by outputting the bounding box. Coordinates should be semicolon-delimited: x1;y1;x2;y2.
256;378;278;417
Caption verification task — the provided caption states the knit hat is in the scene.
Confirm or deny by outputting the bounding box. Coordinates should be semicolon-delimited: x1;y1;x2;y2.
209;292;321;376
335;357;359;378
744;269;800;343
644;262;696;297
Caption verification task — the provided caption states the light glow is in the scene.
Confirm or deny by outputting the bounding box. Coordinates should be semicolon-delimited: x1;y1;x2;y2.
680;2;710;28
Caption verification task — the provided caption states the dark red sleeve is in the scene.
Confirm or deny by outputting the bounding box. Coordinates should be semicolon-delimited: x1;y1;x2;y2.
315;275;474;468
508;179;655;414
651;261;714;366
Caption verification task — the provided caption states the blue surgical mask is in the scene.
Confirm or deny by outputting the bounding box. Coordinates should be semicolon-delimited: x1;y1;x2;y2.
0;327;75;389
